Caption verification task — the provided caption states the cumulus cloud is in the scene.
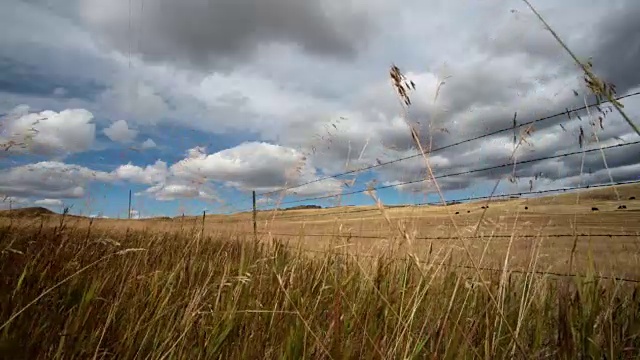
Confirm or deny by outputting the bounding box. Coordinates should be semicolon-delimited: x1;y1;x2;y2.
256;0;640;198
0;161;113;199
89;213;109;218
114;160;168;185
0;105;96;155
111;142;343;201
171;142;343;196
34;198;63;207
103;119;138;143
127;209;140;219
144;183;220;202
0;158;216;203
113;159;219;201
368;91;640;195
97;80;169;124
141;138;157;149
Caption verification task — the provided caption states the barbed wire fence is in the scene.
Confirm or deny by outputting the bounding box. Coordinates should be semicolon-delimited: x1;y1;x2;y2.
210;151;640;225
210;91;639;214
255;90;640;201
195;90;640;282
278;244;640;284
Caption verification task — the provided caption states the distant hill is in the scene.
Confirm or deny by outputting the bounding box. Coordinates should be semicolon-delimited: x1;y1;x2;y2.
279;205;323;211
0;207;56;217
141;216;173;221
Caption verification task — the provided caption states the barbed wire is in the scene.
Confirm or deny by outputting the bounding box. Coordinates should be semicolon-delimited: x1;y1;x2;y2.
221;231;639;241
256;90;640;199
261;140;640;209
154;210;640;283
206;178;640;223
272;140;640;205
275;243;640;283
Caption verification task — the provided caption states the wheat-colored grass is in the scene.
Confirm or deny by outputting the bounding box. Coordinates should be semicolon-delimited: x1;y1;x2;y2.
1;200;640;358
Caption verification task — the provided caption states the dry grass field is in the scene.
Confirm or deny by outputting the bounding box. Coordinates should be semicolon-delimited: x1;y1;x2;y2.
9;182;638;278
2;184;640;358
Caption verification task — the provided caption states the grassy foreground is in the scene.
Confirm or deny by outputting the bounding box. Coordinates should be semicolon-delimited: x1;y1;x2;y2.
1;221;640;359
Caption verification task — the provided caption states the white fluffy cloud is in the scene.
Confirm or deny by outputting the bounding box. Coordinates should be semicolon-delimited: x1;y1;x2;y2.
103;119;138;143
97;80;170;124
141;138;157;149
110;142;343;201
115;160;168;185
0;161;113;199
143;183;220;202
0;158;214;203
113;158;220;202
0;106;96;155
34;198;64;207
171;142;343;196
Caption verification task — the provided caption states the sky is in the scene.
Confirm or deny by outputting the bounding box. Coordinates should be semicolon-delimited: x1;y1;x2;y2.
1;0;640;218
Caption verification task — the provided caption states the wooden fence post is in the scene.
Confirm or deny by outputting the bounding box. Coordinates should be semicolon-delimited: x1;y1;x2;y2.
252;191;257;241
202;210;206;234
128;189;132;219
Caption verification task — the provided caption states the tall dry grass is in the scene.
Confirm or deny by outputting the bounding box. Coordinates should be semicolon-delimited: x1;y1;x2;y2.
1;219;640;359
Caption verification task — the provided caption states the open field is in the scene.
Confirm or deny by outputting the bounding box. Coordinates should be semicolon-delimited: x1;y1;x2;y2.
5;183;639;280
2;185;640;358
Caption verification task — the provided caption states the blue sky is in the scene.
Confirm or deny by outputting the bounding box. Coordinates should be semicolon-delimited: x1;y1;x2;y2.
1;0;640;218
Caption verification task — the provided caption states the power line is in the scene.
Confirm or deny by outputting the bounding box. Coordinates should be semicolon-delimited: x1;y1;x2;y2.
257;90;640;198
270;140;640;207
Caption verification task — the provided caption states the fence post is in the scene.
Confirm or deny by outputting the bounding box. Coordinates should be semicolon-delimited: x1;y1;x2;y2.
202;210;206;234
128;189;132;219
512;111;517;147
8;199;12;227
252;191;257;241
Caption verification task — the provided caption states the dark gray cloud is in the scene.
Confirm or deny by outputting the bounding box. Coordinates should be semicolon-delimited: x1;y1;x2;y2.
384;0;640;151
79;0;374;70
0;1;117;111
366;88;640;196
288;0;640;199
0;55;106;100
563;164;640;188
590;1;640;94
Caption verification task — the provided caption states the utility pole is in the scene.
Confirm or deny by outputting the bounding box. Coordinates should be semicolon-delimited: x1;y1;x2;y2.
252;191;257;240
128;189;132;219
